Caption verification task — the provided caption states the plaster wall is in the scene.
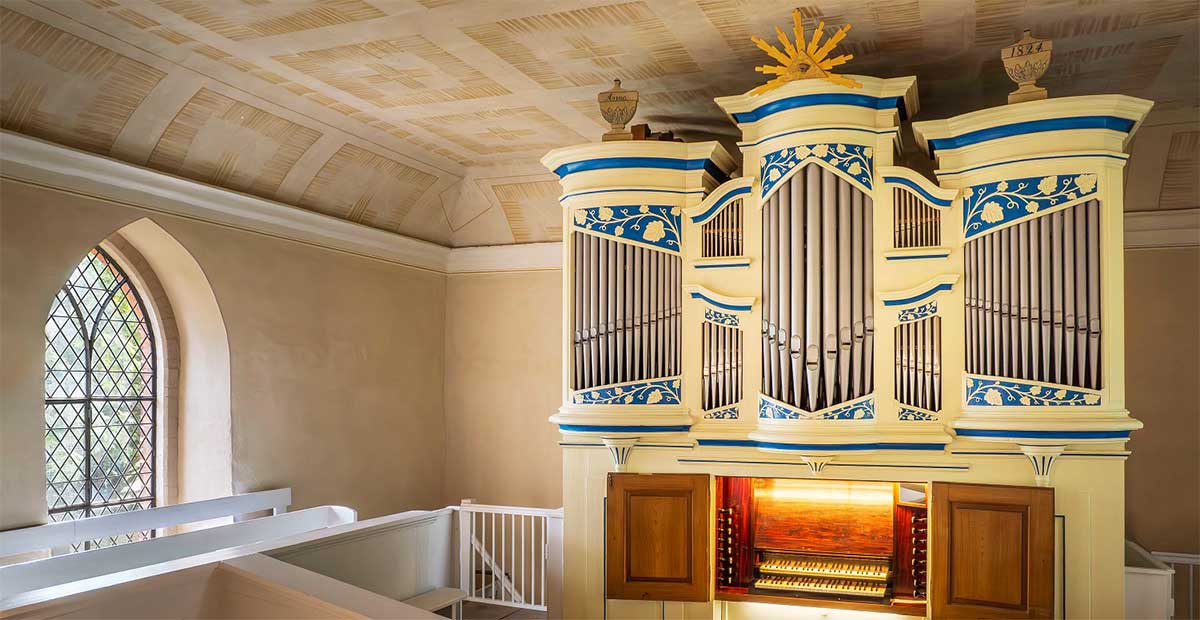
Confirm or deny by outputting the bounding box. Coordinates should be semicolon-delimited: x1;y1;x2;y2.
0;179;446;528
1123;246;1200;556
442;270;564;508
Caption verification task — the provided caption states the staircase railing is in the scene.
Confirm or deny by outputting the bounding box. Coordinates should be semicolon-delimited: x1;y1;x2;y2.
1154;551;1200;620
457;501;562;612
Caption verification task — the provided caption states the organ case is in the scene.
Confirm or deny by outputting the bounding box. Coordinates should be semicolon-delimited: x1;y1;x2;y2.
545;70;1149;620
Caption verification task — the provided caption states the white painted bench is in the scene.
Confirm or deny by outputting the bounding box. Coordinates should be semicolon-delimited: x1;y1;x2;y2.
404;586;467;619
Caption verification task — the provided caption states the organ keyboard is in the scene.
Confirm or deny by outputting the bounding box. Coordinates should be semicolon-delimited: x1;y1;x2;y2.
754;575;888;598
757;552;890;581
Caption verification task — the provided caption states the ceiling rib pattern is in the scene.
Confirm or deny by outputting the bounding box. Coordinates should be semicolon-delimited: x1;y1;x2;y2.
0;0;1196;247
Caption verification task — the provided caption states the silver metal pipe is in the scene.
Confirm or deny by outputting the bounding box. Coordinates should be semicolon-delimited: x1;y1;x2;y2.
899;322;908;405
790;173;805;406
1009;225;1020;377
768;192;780;398
821;169;838;405
702;321;710;409
862;193;874;394
617;241;626;384
1039;216;1052;383
762;192;771;395
1051;212;1065;384
804;165;822;409
838;178;852;403
642;245;651;381
990;231;1001;377
573;234;582;389
585;236;595;383
1087;200;1101;389
909;320;918;407
1074;203;1089;387
1063;207;1077;386
1028;222;1041;382
600;239;609;383
924;317;933;409
932;316;942;411
657;250;666;378
980;235;989;375
964;239;974;374
851;190;864;396
1017;223;1029;379
724;323;732;406
998;227;1010;378
778;180;792;403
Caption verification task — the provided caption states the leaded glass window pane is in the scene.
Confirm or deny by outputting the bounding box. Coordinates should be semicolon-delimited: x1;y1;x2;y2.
44;248;156;550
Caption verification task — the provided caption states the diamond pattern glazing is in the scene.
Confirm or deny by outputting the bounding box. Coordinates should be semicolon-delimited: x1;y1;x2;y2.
44;248;156;550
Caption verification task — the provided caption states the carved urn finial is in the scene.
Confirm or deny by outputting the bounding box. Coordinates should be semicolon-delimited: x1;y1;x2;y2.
1001;29;1052;104
597;79;638;141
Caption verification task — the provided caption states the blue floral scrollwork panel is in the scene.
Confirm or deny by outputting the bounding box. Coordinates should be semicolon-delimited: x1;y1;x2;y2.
704;405;739;420
573;377;682;405
899;407;939;421
573;204;681;252
704;308;739;327
963;173;1098;240
759;394;875;420
761;143;874;198
897;301;937;323
965;376;1101;407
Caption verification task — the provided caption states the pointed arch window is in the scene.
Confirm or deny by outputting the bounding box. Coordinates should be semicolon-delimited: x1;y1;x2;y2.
44;247;157;547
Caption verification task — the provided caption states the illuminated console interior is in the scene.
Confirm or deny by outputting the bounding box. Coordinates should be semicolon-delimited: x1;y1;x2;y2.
716;477;928;615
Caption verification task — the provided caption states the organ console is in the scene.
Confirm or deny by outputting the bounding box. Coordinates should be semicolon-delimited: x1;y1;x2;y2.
548;17;1147;620
713;477;927;613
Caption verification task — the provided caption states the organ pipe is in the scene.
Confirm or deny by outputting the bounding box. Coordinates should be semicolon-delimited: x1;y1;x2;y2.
762;164;874;412
572;233;682;391
963;200;1102;390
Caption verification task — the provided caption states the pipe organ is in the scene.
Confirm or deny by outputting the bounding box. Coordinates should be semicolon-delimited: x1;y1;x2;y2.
545;67;1149;620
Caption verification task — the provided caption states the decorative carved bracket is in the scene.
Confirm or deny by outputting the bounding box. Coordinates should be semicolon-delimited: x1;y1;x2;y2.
800;455;834;476
1019;444;1066;487
602;437;640;472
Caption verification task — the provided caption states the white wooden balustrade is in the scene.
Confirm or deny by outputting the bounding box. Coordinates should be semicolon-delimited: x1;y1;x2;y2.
1154;551;1200;620
458;501;564;612
0;488;292;558
1;495;564;619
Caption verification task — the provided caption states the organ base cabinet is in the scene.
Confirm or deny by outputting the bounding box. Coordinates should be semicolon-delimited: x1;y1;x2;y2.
606;474;1054;619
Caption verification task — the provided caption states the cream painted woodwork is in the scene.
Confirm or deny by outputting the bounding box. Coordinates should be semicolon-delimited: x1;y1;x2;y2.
1;508;459;619
543;71;1149;618
0;1;1195;247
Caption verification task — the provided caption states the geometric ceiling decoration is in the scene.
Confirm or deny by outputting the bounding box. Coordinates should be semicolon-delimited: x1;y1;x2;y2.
147;88;322;201
461;2;700;89
0;7;166;155
0;1;1196;248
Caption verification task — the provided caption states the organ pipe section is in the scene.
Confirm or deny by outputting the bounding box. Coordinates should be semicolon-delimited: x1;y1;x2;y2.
914;94;1149;448
760;165;874;412
543;140;735;436
545;77;1146;464
571;235;681;391
963;200;1102;390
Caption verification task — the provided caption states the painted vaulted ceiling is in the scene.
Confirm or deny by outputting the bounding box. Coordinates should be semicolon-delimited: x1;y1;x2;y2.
0;0;1196;247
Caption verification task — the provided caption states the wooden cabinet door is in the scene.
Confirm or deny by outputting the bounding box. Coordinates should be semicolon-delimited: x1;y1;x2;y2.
930;482;1055;619
606;473;710;602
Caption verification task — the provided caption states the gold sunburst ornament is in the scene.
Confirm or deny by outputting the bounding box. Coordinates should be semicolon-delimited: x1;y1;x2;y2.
750;10;862;95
